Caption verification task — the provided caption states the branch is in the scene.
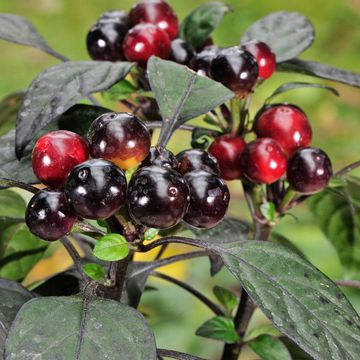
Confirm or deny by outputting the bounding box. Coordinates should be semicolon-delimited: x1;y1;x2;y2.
146;121;195;132
157;349;206;360
336;160;360;177
151;271;225;316
139;236;206;252
60;237;89;284
335;280;360;289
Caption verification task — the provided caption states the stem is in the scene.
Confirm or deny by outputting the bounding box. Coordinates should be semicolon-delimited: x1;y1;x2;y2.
151;271;225;316
157;349;206;360
42;46;69;62
155;244;169;260
336;160;360;177
60;237;89;284
279;187;299;213
230;98;241;134
87;94;101;106
139;236;207;252
335;280;360;289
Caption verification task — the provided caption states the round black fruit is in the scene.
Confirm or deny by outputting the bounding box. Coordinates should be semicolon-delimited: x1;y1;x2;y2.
128;165;190;229
141;146;179;170
65;159;127;219
176;149;220;175
169;38;194;65
184;170;230;229
26;190;76;241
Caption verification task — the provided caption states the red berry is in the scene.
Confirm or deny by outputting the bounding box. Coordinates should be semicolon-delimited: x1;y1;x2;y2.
210;46;259;98
241;138;287;184
208;134;247;180
32;131;89;188
88;112;151;170
254;104;312;157
287;147;332;194
241;41;276;79
123;23;171;66
26;190;77;241
129;0;179;40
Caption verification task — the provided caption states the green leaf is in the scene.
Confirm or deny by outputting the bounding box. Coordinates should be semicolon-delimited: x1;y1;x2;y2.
308;176;360;271
144;228;159;241
266;82;339;103
5;296;157;359
180;2;230;49
0;189;26;218
245;324;282;341
213;286;237;313
277;59;360;88
102;79;137;101
0;279;34;354
57;104;111;136
191;127;220;150
83;263;106;281
249;334;292;360
270;232;305;258
93;233;129;261
16;60;134;158
260;202;276;223
0;14;54;53
196;316;240;343
0;129;37;185
0;92;24;136
280;336;312;360
241;12;315;62
147;57;234;146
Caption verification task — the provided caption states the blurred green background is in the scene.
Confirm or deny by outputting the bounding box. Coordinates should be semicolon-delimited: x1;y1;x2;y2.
1;0;360;358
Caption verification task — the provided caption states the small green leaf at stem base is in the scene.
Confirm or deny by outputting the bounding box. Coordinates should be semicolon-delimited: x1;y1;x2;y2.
196;316;241;343
248;334;292;360
213;286;238;313
144;228;159;241
83;263;106;281
93;234;129;262
260;202;276;224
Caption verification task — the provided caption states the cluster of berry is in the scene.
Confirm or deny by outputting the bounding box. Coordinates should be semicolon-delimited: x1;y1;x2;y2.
208;104;333;192
26;113;230;241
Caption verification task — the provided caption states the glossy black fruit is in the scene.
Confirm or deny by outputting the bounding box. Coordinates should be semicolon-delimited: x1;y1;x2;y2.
26;190;76;241
87;12;129;61
210;46;258;98
176;149;220;175
65;159;127;219
169;38;194;65
287;148;332;194
189;46;220;76
128;165;190;229
141;146;179;170
184;170;230;229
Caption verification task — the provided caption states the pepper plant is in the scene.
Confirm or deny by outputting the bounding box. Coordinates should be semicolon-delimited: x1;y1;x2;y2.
0;1;360;359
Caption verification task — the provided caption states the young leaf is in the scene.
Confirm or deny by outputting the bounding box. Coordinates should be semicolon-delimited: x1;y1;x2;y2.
0;92;24;136
0;14;52;52
144;228;159;241
241;12;315;62
213;286;237;313
265;82;339;103
147;57;234;147
5;296;157;360
0;279;34;353
102;79;138;101
248;334;292;360
195;316;240;343
308;176;360;271
277;58;360;88
180;2;231;49
191;127;220;150
16;61;134;158
245;324;282;341
0;130;37;186
57;104;111;136
93;233;129;262
83;263;106;281
260;202;276;223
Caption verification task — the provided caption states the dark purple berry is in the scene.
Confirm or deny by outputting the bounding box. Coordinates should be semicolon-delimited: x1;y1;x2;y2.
210;46;258;98
26;190;76;241
98;10;129;23
189;46;220;76
141;146;179;170
176;149;220;175
287;148;333;194
65;159;127;219
128;165;190;229
169;39;194;65
87;13;130;61
184;170;230;229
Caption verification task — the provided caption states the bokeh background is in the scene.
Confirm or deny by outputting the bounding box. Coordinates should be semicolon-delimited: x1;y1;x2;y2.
1;0;360;358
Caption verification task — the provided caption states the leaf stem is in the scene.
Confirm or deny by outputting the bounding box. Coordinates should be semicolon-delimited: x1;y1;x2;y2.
157;349;206;360
279;187;299;213
151;271;225;316
335;280;360;289
60;237;89;284
42;46;69;62
230;98;241;134
335;160;360;177
0;178;39;193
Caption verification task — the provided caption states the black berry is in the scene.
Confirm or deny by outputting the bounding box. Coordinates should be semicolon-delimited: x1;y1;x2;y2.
141;146;179;170
176;149;220;175
26;190;76;241
65;159;127;219
169;39;194;65
128;165;190;229
184;170;230;229
189;46;220;76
